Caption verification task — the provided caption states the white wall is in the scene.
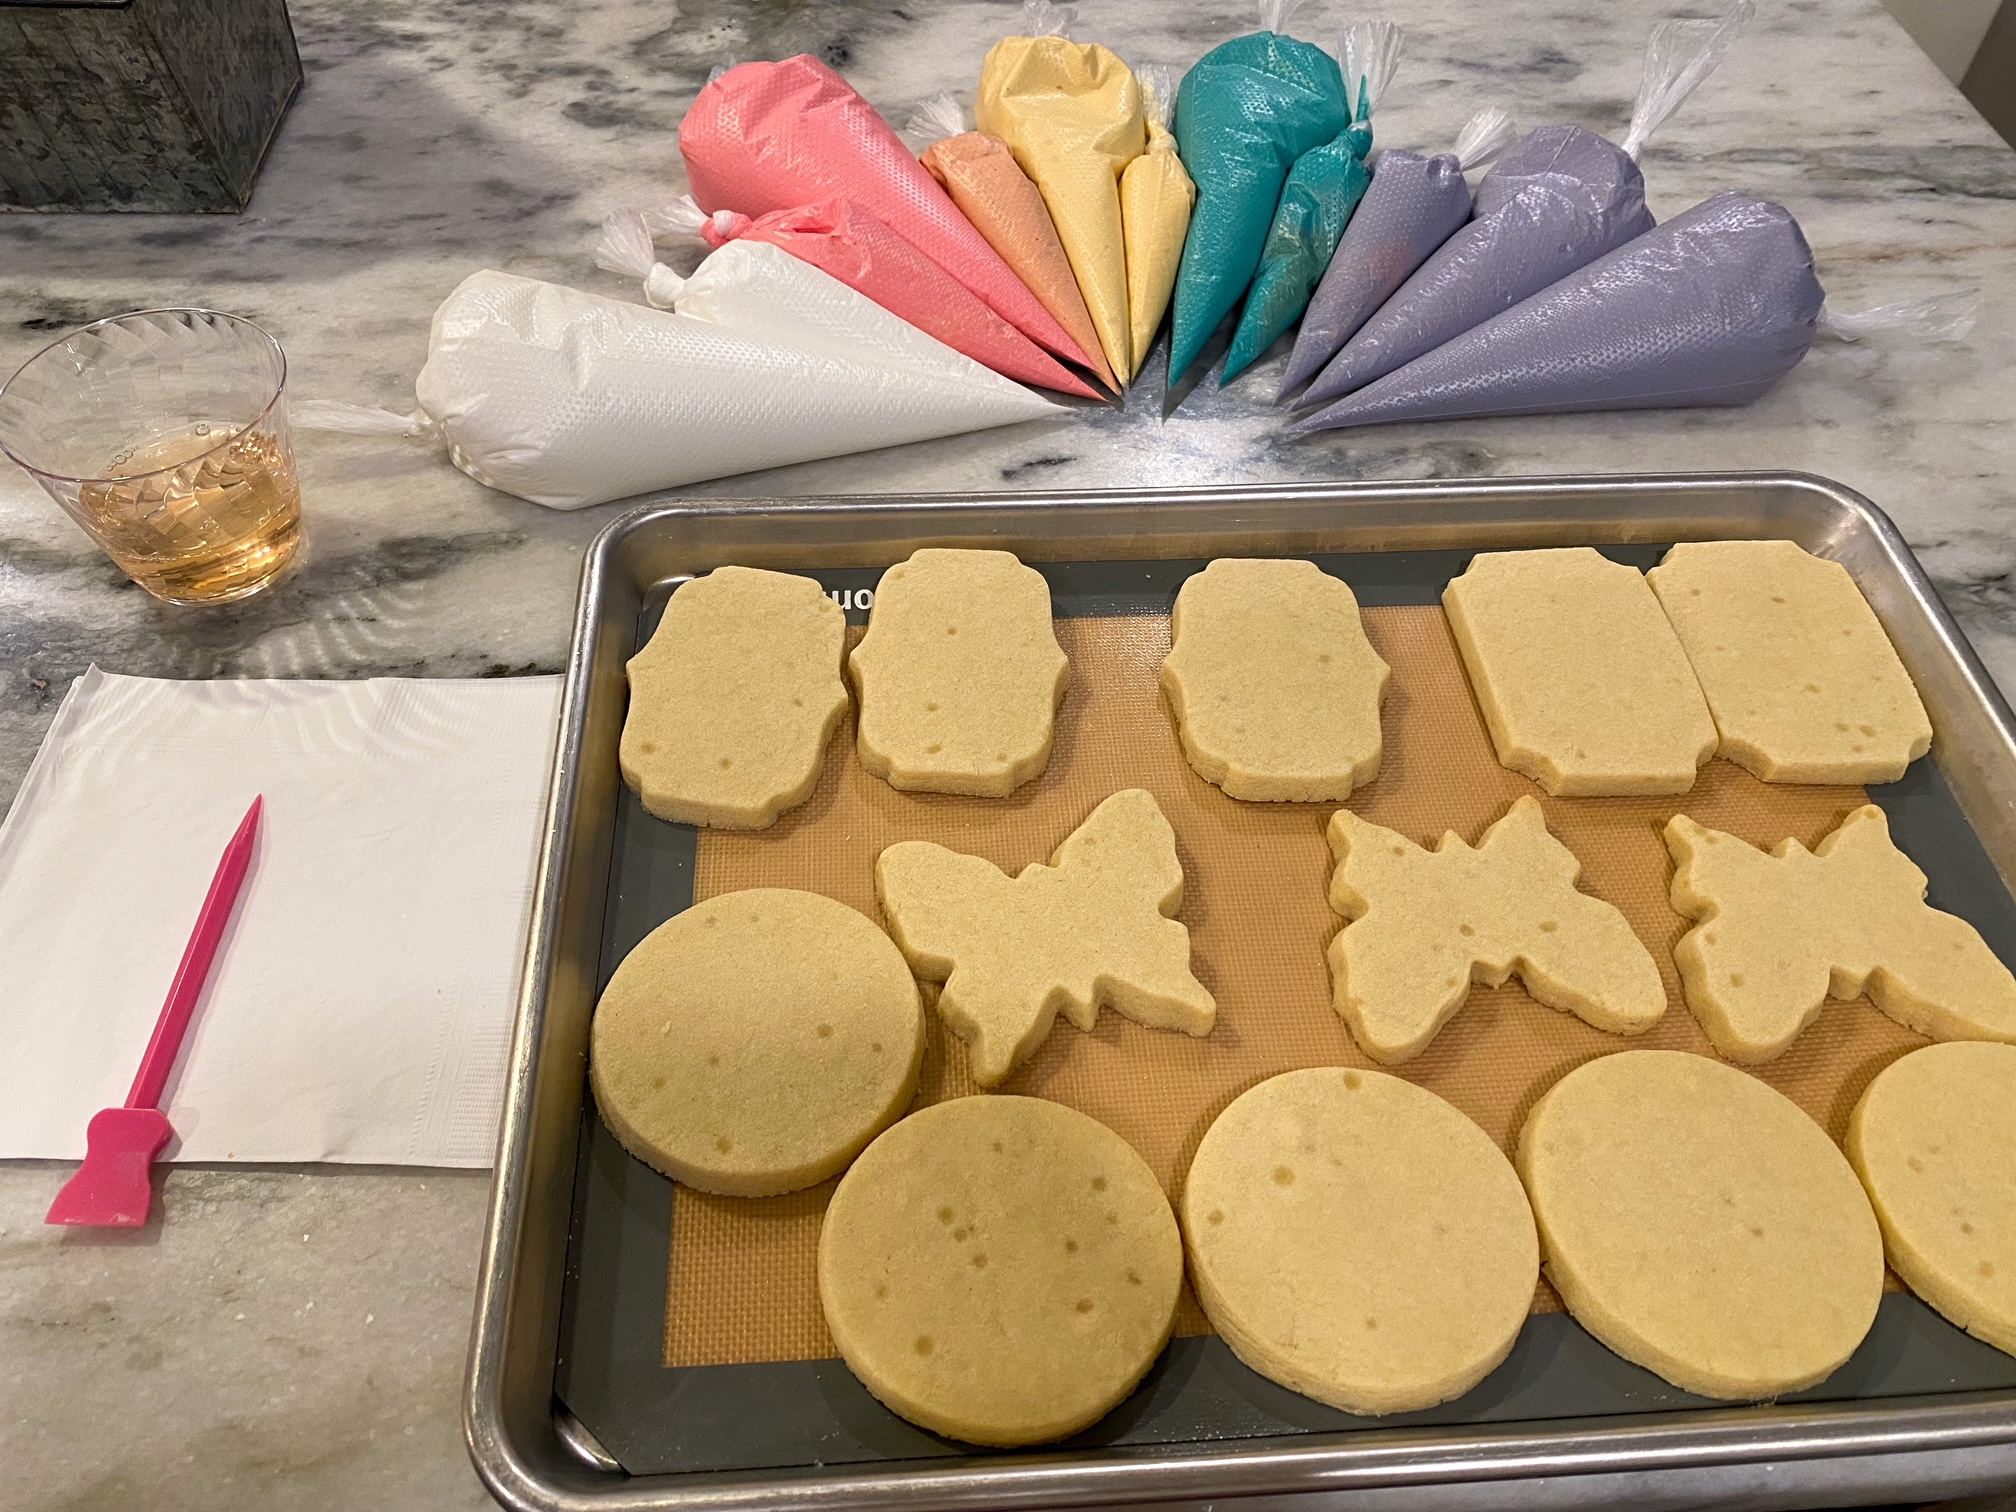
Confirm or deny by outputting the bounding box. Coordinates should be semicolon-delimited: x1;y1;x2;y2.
1884;0;2003;81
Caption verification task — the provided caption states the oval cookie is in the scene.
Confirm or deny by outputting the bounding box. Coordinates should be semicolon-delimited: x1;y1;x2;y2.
848;548;1069;796
1517;1051;1883;1399
1183;1068;1538;1415
818;1096;1182;1446
590;889;923;1196
1848;1042;2016;1357
1161;558;1390;802
620;566;848;828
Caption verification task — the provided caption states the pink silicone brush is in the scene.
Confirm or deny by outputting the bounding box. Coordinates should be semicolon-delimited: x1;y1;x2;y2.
46;795;263;1228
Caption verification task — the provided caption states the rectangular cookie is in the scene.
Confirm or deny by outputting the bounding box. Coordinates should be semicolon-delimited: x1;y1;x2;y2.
1442;547;1717;796
1647;539;1932;783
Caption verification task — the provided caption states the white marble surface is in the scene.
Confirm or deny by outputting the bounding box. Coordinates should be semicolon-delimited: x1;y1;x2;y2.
2;0;2014;1506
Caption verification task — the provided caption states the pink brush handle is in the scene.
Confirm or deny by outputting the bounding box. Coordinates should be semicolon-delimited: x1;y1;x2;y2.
125;795;264;1112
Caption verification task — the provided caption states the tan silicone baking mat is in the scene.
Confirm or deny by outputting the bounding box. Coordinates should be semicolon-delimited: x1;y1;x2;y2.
664;604;1923;1368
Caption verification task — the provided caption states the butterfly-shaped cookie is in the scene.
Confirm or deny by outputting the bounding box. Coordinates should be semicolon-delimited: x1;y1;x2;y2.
876;789;1215;1085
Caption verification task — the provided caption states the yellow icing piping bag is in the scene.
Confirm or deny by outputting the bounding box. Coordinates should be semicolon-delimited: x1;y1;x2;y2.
978;0;1145;388
908;94;1119;393
1119;63;1195;383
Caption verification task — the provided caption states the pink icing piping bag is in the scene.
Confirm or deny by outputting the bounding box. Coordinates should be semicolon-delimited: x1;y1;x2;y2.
688;199;1100;399
679;55;1094;371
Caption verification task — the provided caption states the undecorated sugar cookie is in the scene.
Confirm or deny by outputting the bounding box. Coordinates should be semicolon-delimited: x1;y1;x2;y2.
1443;548;1716;795
590;889;923;1196
1648;539;1932;783
1666;806;2016;1063
1517;1050;1884;1399
620;566;848;828
1848;1042;2016;1358
1183;1068;1538;1415
819;1096;1183;1446
1161;558;1390;802
849;547;1069;796
876;789;1215;1085
1326;796;1665;1063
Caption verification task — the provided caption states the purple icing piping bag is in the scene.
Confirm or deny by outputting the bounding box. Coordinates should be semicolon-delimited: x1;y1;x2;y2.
1298;1;1752;409
1276;106;1516;403
1292;193;1823;432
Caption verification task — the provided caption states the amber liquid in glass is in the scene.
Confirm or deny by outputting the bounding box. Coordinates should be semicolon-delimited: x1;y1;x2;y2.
75;425;303;605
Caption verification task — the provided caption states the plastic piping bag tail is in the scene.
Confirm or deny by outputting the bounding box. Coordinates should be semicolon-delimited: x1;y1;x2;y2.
909;93;1118;391
639;194;1099;398
677;54;1092;368
977;1;1145;385
1167;0;1349;384
1816;289;1979;344
1222;20;1400;384
1120;63;1195;380
1293;192;1823;431
1277;105;1515;402
1298;0;1752;408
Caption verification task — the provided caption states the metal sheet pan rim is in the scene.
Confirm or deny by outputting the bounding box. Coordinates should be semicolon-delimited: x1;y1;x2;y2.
468;471;2016;1512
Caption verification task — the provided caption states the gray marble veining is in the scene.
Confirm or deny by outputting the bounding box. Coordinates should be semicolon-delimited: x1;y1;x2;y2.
2;0;2014;1506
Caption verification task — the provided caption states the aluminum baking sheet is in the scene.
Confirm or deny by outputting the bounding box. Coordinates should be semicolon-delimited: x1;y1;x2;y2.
468;476;2016;1512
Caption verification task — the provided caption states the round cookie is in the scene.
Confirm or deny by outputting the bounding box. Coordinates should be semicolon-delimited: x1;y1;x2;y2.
1181;1067;1538;1415
817;1096;1181;1446
1848;1041;2016;1357
590;889;922;1197
1517;1050;1883;1399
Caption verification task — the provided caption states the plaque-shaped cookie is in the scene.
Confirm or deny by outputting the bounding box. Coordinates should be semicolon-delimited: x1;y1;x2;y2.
1161;558;1390;802
849;548;1069;796
621;566;847;828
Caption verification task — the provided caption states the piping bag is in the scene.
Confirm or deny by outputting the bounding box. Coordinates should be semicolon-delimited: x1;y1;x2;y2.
1120;64;1195;380
679;54;1092;370
1168;0;1348;384
1277;105;1517;402
1293;193;1838;430
295;243;1056;510
1298;1;1752;409
977;1;1144;386
641;194;1099;398
907;94;1116;392
1221;21;1400;385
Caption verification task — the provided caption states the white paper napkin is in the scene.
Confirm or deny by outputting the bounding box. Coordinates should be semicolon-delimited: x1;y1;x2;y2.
0;668;561;1167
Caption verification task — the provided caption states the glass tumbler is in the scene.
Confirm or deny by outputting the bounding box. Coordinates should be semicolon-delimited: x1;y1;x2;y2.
0;309;304;606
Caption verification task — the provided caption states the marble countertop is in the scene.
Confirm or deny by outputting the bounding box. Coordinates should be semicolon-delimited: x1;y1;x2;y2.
3;0;2014;1506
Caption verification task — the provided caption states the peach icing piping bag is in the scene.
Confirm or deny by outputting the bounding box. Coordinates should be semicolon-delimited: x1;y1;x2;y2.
977;1;1145;385
908;94;1117;392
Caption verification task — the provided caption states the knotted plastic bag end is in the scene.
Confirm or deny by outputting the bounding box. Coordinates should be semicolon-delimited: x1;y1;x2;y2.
904;92;970;149
1021;0;1075;37
1453;106;1518;171
594;210;689;308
